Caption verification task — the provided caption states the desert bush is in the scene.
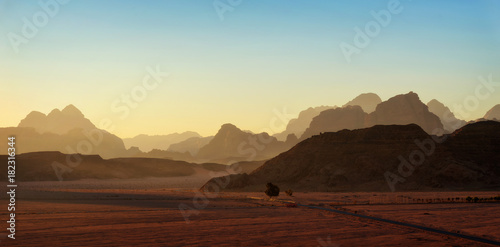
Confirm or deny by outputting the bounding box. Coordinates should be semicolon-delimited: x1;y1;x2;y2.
285;189;293;197
265;183;280;198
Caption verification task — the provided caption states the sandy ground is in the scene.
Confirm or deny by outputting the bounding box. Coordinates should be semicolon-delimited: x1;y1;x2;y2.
0;180;499;246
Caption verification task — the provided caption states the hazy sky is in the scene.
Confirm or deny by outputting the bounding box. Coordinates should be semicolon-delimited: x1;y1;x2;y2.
1;0;499;138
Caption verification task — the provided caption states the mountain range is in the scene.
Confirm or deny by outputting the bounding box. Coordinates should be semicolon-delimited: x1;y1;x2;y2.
18;104;96;135
196;123;294;164
202;121;500;192
426;99;467;133
2;92;497;165
123;131;201;152
1;105;127;158
167;136;214;156
273;105;336;141
342;92;382;113
273;93;382;141
299;92;443;140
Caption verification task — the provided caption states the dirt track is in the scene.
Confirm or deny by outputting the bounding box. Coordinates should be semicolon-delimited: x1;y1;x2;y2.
300;204;500;246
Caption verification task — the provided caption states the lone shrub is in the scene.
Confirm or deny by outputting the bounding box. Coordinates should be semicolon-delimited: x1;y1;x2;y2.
265;183;280;198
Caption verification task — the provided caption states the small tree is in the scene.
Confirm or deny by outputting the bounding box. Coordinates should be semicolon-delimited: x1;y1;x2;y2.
285;189;293;197
265;183;280;198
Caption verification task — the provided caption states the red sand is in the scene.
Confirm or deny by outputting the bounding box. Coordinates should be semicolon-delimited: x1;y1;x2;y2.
1;185;498;246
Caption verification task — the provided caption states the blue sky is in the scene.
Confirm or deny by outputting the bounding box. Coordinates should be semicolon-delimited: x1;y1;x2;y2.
1;0;499;137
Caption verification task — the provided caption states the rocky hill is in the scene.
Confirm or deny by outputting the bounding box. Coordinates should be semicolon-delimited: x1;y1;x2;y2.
0;151;229;181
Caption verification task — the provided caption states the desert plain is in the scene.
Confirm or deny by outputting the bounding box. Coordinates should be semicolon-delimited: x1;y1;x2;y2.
1;178;499;247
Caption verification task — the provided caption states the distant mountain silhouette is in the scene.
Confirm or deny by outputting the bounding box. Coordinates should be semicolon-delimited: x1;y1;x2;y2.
484;104;500;121
1;105;128;158
284;133;298;146
123;131;201;152
18;104;96;135
427;99;466;133
167;136;214;156
273;106;336;141
366;92;443;134
202;121;500;192
5;95;494;166
299;92;443;140
300;105;367;140
0;127;128;159
125;147;196;162
196;123;292;163
343;93;382;113
3;105;209;160
274;93;380;141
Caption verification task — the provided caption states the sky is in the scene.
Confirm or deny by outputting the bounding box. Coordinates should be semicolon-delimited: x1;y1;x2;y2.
1;0;499;138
